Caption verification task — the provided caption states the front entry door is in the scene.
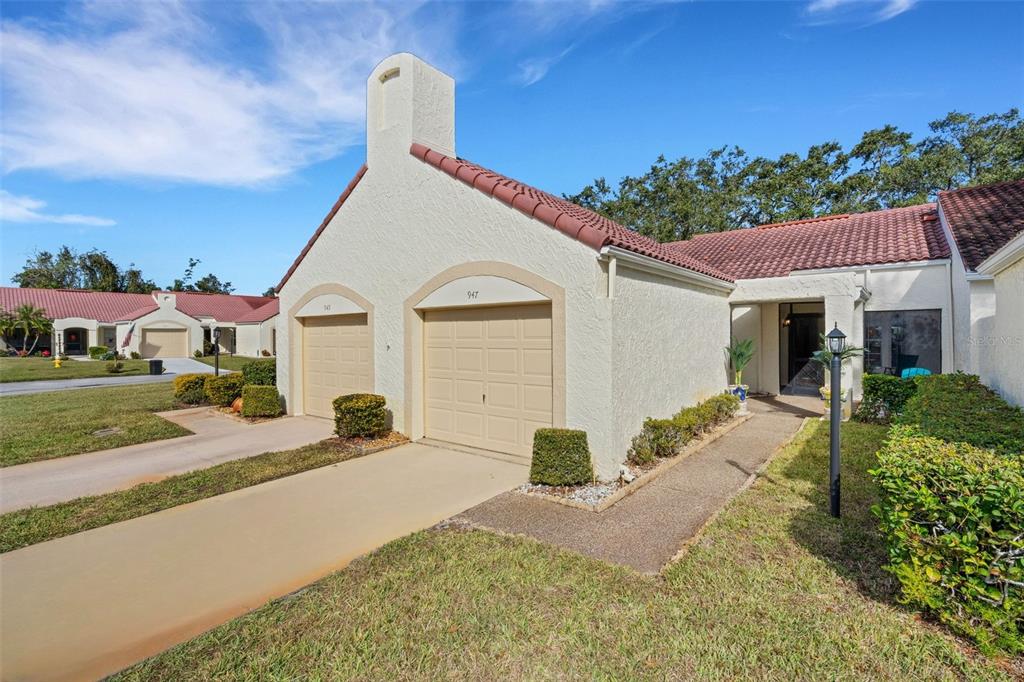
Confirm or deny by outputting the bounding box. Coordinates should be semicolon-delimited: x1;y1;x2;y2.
787;314;823;388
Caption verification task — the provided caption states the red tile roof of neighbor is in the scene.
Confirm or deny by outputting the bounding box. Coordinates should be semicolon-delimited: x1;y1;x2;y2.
408;144;736;283
235;298;280;323
664;204;951;280
938;180;1024;271
0;287;277;324
276;164;368;291
0;288;155;323
168;291;277;322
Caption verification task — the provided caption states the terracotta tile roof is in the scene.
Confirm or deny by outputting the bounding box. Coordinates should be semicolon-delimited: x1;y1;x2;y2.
276;164;368;291
0;287;278;324
409;144;735;283
664;204;951;279
938;180;1024;271
234;298;279;323
0;287;156;323
162;291;277;323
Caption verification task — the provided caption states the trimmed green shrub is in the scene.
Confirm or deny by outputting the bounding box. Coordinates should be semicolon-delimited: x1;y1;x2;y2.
529;428;593;486
241;385;282;418
129;351;142;360
871;426;1024;654
88;345;109;359
855;374;917;424
241;358;276;386
628;418;684;465
173;373;209;404
193;349;203;359
628;393;741;466
673;393;740;438
333;393;388;438
105;360;124;373
897;373;1024;457
205;373;246;407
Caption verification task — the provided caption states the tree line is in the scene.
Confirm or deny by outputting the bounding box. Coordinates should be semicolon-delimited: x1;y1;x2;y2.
10;247;249;295
565;109;1024;242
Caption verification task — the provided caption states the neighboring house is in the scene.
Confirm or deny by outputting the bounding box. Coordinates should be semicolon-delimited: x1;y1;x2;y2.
0;288;278;358
276;53;1024;478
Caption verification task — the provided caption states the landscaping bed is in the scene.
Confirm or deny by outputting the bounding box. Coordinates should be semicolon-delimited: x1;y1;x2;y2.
520;412;750;512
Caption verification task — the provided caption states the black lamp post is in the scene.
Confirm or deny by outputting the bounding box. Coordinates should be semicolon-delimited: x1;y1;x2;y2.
212;327;221;376
827;323;847;518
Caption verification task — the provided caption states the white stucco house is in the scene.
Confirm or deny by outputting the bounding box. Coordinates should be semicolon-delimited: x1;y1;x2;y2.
276;53;1023;479
0;288;278;359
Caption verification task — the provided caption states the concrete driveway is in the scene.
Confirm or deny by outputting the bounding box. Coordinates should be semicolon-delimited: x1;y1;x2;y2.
0;408;336;513
0;442;527;682
0;357;228;397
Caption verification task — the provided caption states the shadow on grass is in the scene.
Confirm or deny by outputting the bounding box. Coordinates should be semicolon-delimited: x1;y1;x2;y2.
781;421;898;604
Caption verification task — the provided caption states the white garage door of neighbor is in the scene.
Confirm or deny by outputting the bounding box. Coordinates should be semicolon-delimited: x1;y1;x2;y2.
140;329;187;358
425;304;553;457
302;314;371;419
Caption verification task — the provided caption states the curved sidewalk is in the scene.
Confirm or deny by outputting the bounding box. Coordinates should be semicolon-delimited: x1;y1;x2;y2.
0;408;334;513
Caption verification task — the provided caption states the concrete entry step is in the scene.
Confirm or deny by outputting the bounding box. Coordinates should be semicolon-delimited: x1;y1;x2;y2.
418;439;531;468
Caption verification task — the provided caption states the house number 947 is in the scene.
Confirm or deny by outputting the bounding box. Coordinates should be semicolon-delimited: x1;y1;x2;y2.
466;290;479;300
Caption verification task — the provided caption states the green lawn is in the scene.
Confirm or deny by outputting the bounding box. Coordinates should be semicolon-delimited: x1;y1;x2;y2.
0;439;363;552
196;355;261;371
0;357;152;383
113;420;1017;680
0;383;190;467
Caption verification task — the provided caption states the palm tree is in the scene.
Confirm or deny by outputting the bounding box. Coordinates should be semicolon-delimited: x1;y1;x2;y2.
0;308;16;350
14;305;52;356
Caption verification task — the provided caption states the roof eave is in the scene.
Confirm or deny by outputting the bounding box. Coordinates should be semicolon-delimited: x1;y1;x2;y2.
600;246;735;293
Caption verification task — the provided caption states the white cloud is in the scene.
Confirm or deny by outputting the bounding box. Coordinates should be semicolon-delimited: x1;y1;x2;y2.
805;0;917;23
515;45;575;87
0;190;116;226
0;2;461;186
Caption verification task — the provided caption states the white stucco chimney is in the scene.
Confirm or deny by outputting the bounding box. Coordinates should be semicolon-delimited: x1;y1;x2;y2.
366;53;455;168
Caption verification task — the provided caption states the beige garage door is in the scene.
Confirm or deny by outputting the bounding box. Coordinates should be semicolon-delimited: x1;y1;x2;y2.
424;304;552;456
302;314;371;419
140;329;187;358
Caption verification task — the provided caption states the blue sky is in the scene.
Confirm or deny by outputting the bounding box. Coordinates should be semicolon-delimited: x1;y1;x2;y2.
1;1;1022;295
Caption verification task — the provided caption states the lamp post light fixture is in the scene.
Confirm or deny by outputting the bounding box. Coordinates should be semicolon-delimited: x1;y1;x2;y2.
212;327;222;376
826;323;847;518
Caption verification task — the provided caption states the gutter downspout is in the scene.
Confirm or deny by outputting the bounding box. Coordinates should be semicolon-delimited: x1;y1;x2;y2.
607;255;617;299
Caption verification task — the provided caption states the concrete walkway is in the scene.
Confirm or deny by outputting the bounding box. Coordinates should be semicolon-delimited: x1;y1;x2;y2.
458;396;820;574
0;357;227;396
0;442;528;682
0;408;334;513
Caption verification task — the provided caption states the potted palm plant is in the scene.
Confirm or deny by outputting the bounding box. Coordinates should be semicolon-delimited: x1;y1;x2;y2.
811;332;862;419
725;337;755;411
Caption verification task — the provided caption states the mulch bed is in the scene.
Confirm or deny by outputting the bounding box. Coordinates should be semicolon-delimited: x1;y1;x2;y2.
338;431;408;455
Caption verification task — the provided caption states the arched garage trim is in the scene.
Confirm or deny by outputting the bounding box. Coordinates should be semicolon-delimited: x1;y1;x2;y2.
288;283;375;417
403;261;566;442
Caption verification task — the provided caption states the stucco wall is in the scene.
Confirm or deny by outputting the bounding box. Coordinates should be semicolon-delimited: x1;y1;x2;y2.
234;318;276;357
277;143;620;473
979;257;1024;406
730;305;761;392
611;266;730;474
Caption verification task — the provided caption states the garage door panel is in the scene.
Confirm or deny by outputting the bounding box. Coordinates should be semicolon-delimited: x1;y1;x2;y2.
140;329;187;359
487;382;518;409
424;304;552;457
455;347;483;372
302;314;370;419
486;348;518;374
522;349;552;377
522;384;552;412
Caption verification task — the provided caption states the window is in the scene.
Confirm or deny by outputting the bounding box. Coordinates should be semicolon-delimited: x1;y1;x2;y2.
864;309;942;375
